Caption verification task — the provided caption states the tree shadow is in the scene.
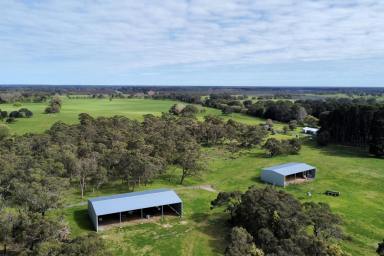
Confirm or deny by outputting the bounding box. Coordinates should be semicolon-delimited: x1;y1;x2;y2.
190;212;231;255
73;208;94;231
303;141;373;158
243;151;265;158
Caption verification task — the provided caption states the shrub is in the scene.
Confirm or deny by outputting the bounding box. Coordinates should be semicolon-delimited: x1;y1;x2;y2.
19;108;33;118
0;124;10;140
169;103;186;115
181;105;199;117
0;110;7;120
288;120;298;130
6;117;15;123
263;138;301;157
9;111;21;118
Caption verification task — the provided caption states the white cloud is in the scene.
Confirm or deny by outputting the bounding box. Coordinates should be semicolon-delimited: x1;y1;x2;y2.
0;0;384;71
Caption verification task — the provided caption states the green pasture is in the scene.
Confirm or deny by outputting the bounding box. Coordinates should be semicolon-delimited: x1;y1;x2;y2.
60;142;384;256
0;98;280;134
3;98;381;255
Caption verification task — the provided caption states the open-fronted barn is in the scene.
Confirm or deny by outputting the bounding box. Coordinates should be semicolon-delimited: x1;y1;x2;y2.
261;162;316;187
88;188;183;231
302;127;319;135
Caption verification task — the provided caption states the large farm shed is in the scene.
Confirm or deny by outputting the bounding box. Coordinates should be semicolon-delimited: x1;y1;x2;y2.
88;188;183;231
261;162;316;187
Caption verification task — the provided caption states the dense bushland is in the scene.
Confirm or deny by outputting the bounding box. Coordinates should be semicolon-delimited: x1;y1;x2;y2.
0;112;268;255
317;105;384;156
212;186;346;256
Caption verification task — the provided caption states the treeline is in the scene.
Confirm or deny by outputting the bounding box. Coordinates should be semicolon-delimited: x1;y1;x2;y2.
211;186;347;256
153;92;204;104
0;91;50;103
156;93;384;157
158;92;382;123
317;105;384;156
0;113;268;255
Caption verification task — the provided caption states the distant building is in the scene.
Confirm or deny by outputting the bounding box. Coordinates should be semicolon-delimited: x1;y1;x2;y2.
147;90;156;96
88;189;183;231
302;127;319;135
261;162;316;187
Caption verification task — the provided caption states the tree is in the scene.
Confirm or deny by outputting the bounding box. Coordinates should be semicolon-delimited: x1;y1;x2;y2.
176;138;204;184
317;130;330;146
304;115;319;127
263;138;284;157
18;108;33;118
265;119;273;129
13;212;69;253
294;105;308;122
200;115;227;145
0;110;7;120
169;103;186;115
11;172;67;216
89;166;108;192
212;186;344;256
9;110;21;118
283;126;289;134
288;120;298;131
223;186;340;255
226;227;264;256
45;96;62;114
238;125;268;148
243;100;253;108
211;191;242;218
0;124;10;140
286;138;301;154
377;239;384;256
181;104;199;117
5;117;15;123
222;105;234;115
76;156;98;198
0;207;17;256
303;202;343;240
369;109;384;157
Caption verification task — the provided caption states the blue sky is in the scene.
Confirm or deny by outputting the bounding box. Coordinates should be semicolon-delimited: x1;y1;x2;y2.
1;0;384;86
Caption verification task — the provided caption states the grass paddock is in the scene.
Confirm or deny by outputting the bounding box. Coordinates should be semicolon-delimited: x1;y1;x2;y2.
2;98;381;255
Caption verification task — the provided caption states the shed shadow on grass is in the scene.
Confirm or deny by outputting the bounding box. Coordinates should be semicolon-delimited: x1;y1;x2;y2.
73;208;94;232
251;176;266;185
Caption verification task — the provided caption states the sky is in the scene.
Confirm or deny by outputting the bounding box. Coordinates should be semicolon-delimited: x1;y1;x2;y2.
1;0;384;87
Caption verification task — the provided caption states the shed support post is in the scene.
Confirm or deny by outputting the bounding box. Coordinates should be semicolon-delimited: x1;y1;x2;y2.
120;212;121;224
141;209;143;219
161;205;164;221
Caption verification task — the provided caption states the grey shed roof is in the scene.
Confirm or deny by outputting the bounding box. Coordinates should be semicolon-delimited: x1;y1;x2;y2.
262;162;316;176
89;188;182;216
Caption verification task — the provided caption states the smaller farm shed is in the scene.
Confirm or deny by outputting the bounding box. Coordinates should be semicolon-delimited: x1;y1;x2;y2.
88;188;182;231
302;127;319;135
261;162;316;187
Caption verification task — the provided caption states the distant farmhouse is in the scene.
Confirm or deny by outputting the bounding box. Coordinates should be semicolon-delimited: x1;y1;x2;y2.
88;189;183;232
302;127;319;135
261;162;316;187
